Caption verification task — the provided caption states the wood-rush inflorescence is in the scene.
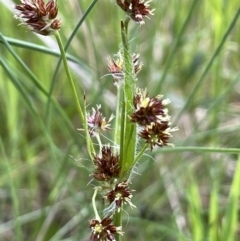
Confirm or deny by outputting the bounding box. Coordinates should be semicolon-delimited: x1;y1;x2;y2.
15;0;61;35
105;181;136;212
89;216;124;241
107;52;143;86
130;88;178;150
116;0;155;25
87;105;114;137
92;146;121;182
14;0;178;240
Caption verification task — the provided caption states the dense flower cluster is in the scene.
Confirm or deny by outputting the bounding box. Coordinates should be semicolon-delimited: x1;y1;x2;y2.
131;88;178;150
89;216;123;241
108;52;142;85
15;0;61;35
105;181;136;212
87;105;114;137
131;88;170;125
116;0;154;25
139;122;178;149
92;146;121;181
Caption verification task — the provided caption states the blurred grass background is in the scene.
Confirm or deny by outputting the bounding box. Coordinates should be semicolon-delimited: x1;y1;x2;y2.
0;0;240;240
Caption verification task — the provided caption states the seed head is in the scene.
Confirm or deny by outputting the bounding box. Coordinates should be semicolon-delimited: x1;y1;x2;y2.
92;146;121;182
89;216;123;241
105;181;136;212
131;88;170;126
139;122;178;150
116;0;154;25
107;52;142;86
132;53;143;75
15;0;61;35
87;105;114;137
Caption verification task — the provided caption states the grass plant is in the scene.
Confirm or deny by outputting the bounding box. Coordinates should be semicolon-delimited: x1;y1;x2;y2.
0;0;240;240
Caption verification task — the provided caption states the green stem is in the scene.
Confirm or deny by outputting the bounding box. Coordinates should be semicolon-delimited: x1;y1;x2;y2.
173;7;240;125
114;209;122;240
54;32;84;123
222;155;240;241
92;188;100;220
133;144;148;166
156;0;200;92
119;19;137;178
113;87;122;153
83;93;96;158
54;32;95;159
45;0;99;128
0;138;22;241
154;146;240;154
116;18;137;241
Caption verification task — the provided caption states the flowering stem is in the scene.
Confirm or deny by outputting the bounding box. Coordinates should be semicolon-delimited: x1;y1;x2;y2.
92;188;100;220
116;18;136;241
114;210;122;241
113;87;122;153
54;32;84;122
83;93;96;158
54;32;95;159
120;19;137;178
134;144;148;165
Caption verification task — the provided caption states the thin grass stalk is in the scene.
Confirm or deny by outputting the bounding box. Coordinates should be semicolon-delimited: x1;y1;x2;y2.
154;146;240;154
209;186;219;241
48;208;88;241
0;33;48;96
54;32;84;123
173;7;240;125
54;32;95;159
0;36;82;64
0;59;54;150
221;155;240;241
0;138;22;241
156;0;200;92
0;33;82;147
113;87;122;151
186;177;203;241
45;0;99;127
198;72;240;126
120;19;137;178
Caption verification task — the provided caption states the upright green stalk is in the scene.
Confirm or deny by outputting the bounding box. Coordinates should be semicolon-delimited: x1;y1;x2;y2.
119;19;137;178
54;32;95;159
113;86;122;151
221;155;240;241
0;138;22;241
115;18;137;241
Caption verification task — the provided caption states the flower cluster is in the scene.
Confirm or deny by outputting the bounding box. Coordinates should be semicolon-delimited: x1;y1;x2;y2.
92;146;121;182
87;105;114;137
131;88;178;150
14;1;177;240
105;181;136;212
116;0;154;25
89;216;123;241
108;52;143;85
15;0;61;35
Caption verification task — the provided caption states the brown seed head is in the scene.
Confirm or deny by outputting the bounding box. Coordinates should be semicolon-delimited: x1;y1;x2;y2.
131;88;170;126
15;0;61;35
89;216;123;241
107;52;142;86
116;0;154;25
87;105;114;137
139;122;178;150
105;181;136;211
92;146;121;182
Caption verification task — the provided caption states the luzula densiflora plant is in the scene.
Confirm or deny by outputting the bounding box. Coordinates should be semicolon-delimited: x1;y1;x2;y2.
14;1;178;240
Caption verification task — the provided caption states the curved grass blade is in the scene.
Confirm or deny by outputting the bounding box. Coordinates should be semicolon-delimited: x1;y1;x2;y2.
173;7;240;125
45;0;100;127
